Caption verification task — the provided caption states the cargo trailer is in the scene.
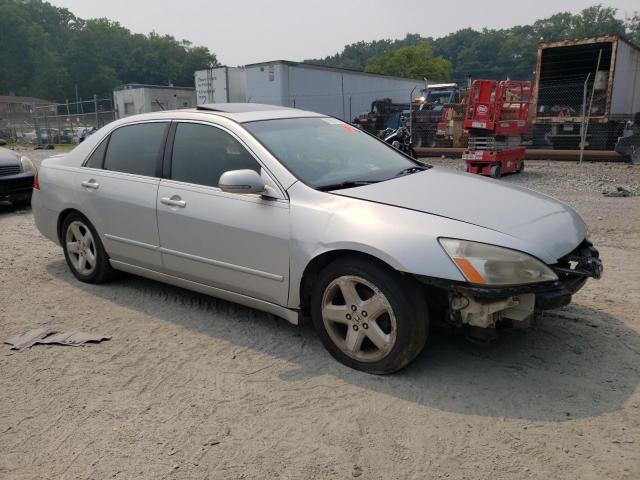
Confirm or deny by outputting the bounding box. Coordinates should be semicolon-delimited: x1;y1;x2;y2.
244;60;425;122
532;35;640;150
194;67;247;105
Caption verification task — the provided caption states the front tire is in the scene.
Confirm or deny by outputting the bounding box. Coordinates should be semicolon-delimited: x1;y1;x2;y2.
310;257;428;374
490;164;502;179
61;212;115;284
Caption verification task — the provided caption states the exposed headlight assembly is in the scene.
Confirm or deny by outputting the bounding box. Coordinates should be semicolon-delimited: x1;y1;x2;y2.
439;238;558;286
20;155;36;174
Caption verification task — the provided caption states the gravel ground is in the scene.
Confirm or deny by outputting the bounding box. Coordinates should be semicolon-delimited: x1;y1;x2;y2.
1;153;639;479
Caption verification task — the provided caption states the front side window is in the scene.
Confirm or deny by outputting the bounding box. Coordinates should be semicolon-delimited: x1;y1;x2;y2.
103;122;167;177
244;117;420;189
170;123;260;188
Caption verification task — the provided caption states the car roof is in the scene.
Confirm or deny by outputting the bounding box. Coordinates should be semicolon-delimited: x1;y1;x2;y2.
192;103;327;123
197;103;293;113
109;104;329;127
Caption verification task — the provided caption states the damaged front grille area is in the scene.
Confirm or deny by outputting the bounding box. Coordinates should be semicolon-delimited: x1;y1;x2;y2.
418;238;603;331
552;239;603;280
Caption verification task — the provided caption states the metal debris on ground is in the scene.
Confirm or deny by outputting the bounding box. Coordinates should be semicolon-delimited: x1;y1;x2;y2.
602;185;634;197
5;327;110;350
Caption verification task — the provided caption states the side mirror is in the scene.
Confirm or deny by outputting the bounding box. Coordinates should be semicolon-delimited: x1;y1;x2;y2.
219;169;267;195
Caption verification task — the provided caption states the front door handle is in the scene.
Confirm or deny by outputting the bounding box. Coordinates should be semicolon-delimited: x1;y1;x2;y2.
81;179;99;189
160;195;186;208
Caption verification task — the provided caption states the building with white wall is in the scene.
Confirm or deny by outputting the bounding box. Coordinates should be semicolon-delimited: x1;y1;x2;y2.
113;84;196;119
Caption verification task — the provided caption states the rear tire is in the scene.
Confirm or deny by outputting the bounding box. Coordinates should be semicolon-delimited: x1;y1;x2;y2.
490;164;502;178
517;161;525;173
61;212;115;284
310;256;428;374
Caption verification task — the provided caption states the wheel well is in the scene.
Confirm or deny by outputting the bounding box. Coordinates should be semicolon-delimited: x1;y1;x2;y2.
56;208;83;243
299;250;398;315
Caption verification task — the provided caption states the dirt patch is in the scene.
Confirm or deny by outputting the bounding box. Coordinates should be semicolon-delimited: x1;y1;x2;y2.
1;156;639;479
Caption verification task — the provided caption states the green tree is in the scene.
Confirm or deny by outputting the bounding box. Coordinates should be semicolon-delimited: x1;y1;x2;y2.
364;43;451;81
0;0;218;101
625;12;640;46
309;4;638;84
570;5;625;37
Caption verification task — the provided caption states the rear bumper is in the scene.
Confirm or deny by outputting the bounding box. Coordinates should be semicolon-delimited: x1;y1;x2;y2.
31;190;60;245
0;173;34;202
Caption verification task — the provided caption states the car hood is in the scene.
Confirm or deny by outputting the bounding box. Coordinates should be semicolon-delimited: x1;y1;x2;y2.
333;167;586;260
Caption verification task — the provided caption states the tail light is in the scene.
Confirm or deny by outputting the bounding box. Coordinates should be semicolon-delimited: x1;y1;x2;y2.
33;170;40;190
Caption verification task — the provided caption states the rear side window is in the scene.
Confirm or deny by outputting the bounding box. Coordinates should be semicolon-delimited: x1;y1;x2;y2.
104;123;167;177
84;138;108;169
170;123;260;188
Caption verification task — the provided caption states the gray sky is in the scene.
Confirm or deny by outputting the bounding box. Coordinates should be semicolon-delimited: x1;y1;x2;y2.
49;0;638;65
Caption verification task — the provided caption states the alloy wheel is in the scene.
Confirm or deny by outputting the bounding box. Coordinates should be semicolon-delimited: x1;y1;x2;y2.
321;275;397;362
65;220;97;275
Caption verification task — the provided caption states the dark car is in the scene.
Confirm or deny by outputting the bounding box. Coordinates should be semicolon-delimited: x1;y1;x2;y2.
0;146;36;206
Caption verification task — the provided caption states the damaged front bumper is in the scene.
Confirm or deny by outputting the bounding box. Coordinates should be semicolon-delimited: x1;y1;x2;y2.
419;239;602;329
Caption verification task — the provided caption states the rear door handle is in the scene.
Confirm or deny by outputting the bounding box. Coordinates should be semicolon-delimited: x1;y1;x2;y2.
160;195;186;208
81;179;99;189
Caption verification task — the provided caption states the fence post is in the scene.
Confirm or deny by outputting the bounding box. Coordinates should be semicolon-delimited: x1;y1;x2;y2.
33;103;41;147
93;94;99;128
580;49;602;164
579;72;590;163
409;86;418;146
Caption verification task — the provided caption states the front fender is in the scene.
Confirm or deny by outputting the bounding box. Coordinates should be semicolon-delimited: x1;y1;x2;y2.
286;183;468;308
286;182;559;309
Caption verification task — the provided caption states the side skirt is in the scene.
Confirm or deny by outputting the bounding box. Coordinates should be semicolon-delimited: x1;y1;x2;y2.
110;260;299;325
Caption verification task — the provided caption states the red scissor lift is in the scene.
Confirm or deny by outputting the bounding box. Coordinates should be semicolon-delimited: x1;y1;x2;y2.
463;80;532;178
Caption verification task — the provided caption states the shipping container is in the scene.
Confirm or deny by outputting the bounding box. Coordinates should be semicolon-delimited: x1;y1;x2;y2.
244;60;425;121
532;35;640;150
194;67;247;105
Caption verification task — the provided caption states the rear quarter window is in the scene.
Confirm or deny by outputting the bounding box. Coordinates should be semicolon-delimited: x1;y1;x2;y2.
84;137;109;169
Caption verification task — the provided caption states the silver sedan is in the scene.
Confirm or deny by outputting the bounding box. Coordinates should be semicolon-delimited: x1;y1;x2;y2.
32;104;602;373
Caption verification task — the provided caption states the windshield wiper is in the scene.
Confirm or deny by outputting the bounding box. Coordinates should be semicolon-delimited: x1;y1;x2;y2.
316;180;379;191
394;165;430;177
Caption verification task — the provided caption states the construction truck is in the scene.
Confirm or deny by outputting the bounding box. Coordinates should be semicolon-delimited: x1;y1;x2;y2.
352;98;409;136
463;79;532;178
353;83;466;147
412;83;463;147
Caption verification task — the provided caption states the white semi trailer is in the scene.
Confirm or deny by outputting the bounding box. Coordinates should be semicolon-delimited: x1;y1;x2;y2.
244;60;424;122
194;67;247;105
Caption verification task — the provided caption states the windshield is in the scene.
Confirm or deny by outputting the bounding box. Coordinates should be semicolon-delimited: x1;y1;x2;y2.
426;90;454;104
244;117;421;189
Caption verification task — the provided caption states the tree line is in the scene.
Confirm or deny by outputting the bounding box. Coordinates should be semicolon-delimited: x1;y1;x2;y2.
306;5;640;83
0;0;217;103
1;2;638;102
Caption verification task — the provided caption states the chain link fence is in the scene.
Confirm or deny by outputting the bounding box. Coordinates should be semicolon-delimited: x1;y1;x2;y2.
532;75;626;151
1;97;115;146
